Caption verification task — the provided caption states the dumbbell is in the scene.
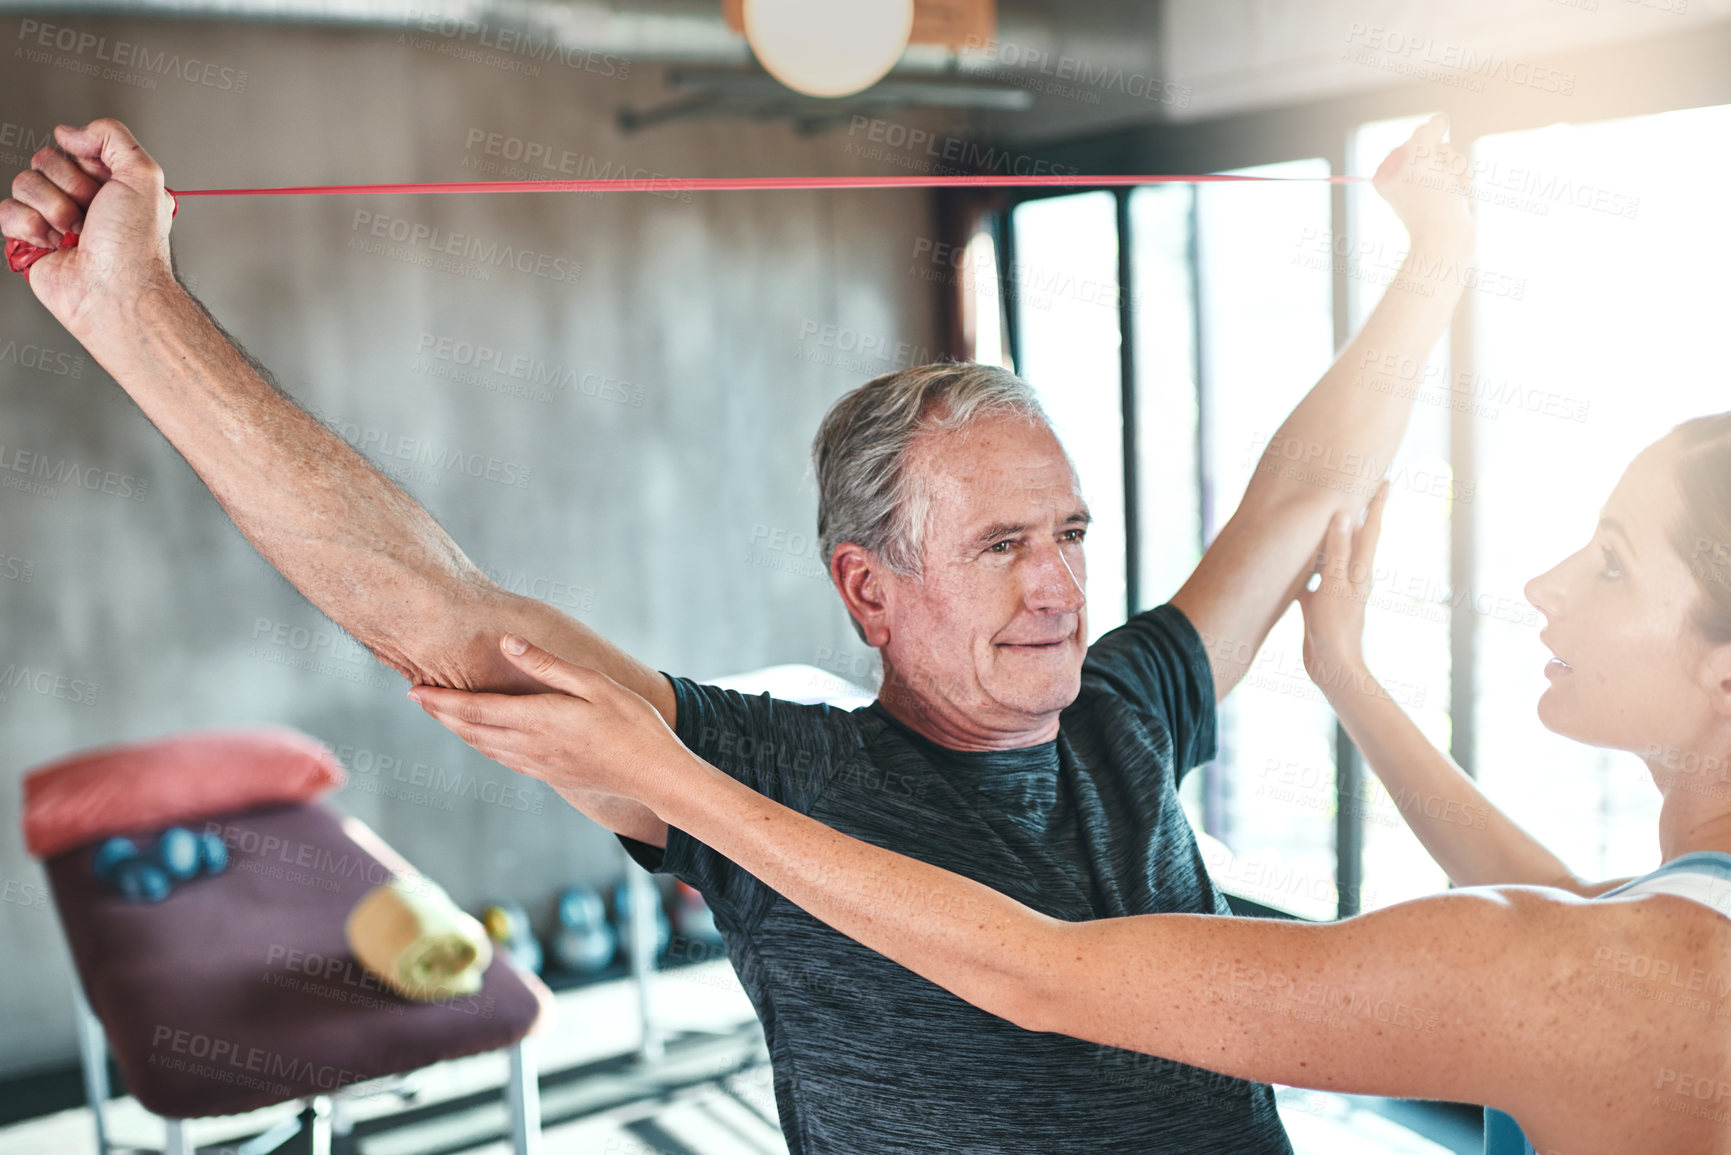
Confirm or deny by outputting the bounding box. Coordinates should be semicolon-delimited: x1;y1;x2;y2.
93;837;171;903
92;828;229;903
481;899;544;974
610;879;671;959
550;886;616;976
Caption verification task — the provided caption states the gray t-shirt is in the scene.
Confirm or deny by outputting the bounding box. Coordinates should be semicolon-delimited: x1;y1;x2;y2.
623;603;1292;1154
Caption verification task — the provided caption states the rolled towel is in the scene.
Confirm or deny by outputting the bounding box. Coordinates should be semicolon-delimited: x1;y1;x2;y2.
345;874;493;1001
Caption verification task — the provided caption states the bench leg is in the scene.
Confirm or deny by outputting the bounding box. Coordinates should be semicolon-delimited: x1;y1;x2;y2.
624;856;664;1062
229;1097;329;1155
299;1096;332;1155
164;1118;193;1155
71;983;110;1155
505;1038;541;1155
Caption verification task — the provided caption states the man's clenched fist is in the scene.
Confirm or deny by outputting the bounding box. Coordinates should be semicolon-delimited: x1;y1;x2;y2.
0;118;179;335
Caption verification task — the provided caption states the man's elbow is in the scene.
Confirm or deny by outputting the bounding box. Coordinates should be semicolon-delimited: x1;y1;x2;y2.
359;583;530;693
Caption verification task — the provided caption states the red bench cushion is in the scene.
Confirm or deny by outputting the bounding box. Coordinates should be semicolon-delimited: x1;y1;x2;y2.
24;727;346;859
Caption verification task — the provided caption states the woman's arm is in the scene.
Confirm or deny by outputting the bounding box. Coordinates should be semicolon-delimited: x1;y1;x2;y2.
1319;663;1624;895
411;639;1597;1117
1299;487;1620;895
651;748;1565;1109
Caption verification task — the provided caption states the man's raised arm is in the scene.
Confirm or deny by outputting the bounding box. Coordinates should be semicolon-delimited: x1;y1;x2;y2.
1;118;670;846
1170;115;1477;702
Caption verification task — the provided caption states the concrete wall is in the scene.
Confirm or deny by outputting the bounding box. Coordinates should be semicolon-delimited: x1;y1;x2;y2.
0;17;946;1077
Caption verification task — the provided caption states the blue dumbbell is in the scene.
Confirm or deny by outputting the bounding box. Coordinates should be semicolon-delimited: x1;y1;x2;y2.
151;826;227;881
155;827;202;881
198;831;229;875
611;879;671;958
92;836;171;903
111;857;173;904
92;837;140;885
482;899;543;974
552;886;617;975
92;829;228;904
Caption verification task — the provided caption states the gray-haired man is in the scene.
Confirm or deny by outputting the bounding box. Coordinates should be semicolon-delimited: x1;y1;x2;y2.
3;115;1475;1153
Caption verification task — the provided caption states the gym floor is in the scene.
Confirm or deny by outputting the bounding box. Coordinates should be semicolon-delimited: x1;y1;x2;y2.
0;959;1479;1155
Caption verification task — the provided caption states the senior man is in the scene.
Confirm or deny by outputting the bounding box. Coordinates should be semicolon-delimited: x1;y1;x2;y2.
3;116;1473;1153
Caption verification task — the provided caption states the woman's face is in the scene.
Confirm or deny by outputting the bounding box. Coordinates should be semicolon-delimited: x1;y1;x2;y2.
1524;441;1723;760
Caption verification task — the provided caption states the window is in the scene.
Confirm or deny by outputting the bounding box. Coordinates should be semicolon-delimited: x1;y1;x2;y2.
1469;103;1731;881
1345;116;1453;912
1010;192;1127;639
1127;184;1201;612
988;95;1731;921
960;228;1013;372
1187;158;1341;919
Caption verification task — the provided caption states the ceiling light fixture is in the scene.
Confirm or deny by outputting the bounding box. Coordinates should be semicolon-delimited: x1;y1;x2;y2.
741;0;916;99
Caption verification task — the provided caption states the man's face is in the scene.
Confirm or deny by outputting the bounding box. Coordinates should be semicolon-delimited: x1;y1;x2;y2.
876;413;1090;746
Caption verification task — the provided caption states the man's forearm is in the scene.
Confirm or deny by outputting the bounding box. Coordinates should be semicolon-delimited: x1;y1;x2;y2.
79;280;498;684
78;282;673;844
4;116;670;844
1249;230;1473;519
1174;228;1473;697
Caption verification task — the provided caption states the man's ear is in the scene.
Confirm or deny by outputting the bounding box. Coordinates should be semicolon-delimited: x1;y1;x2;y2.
1706;640;1731;719
832;542;893;649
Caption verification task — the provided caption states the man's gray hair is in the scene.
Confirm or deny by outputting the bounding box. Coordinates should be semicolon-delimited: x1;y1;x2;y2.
812;361;1051;587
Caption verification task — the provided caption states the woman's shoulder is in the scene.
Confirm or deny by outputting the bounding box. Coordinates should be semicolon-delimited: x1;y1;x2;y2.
1403;882;1731;1060
1480;869;1731;964
1461;882;1731;1152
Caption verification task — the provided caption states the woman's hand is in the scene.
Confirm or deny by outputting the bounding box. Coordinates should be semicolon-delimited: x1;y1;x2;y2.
408;635;697;814
1371;114;1476;252
1297;481;1388;687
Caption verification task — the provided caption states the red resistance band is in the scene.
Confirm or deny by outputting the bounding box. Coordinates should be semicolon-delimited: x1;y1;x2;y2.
4;190;179;278
5;173;1363;279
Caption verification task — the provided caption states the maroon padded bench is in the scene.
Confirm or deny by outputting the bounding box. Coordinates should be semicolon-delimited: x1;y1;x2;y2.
45;800;555;1155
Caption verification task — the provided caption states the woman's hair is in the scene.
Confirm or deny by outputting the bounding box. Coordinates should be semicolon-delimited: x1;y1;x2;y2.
1665;412;1731;645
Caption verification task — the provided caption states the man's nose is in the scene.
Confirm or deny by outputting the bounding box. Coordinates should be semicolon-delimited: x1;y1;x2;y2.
1025;542;1085;614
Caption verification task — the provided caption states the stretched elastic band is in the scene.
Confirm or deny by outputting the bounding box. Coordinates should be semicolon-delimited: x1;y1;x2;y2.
164;173;1367;197
7;172;1364;278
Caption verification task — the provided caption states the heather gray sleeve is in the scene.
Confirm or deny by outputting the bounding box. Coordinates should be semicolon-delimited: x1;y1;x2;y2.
619;676;846;931
1081;602;1219;780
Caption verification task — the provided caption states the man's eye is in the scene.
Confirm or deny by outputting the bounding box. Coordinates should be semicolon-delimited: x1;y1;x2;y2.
988;540;1013;554
1600;546;1623;580
1062;528;1087;543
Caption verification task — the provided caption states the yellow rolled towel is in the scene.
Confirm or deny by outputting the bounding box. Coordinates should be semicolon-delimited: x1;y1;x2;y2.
345;874;493;1002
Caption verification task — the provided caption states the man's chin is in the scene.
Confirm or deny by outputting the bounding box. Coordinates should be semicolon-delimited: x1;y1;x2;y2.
984;662;1083;718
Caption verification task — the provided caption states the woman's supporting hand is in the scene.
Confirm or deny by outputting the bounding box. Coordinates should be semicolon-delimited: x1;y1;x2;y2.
1298;479;1387;690
1291;480;1601;893
409;635;696;815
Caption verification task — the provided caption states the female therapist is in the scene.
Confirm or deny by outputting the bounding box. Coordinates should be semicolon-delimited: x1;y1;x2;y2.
415;413;1731;1155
